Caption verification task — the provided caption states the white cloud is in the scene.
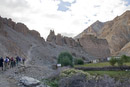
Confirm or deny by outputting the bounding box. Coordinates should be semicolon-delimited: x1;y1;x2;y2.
62;0;75;3
0;0;129;39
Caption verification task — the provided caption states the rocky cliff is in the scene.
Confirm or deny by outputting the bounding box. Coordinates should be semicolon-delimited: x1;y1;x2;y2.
100;10;130;55
0;16;45;58
47;30;79;47
78;34;110;58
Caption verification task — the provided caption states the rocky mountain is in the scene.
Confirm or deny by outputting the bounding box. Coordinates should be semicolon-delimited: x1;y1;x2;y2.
0;16;98;87
100;10;130;55
0;16;95;67
75;20;105;39
75;10;130;56
0;10;129;72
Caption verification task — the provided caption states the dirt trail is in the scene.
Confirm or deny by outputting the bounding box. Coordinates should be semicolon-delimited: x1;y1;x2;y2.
25;44;36;66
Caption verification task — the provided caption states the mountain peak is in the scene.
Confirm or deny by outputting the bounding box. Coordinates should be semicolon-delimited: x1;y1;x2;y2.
95;20;101;23
120;10;130;18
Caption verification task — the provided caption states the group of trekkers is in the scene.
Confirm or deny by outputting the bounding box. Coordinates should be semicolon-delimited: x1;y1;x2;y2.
0;56;26;71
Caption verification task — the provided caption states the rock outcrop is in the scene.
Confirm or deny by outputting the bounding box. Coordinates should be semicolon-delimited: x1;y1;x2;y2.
47;30;56;43
47;30;79;47
78;34;110;58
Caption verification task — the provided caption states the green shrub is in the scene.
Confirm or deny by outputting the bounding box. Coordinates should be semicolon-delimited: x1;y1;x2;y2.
61;56;72;66
117;58;124;66
60;69;91;78
121;55;129;62
44;79;58;87
58;52;73;67
109;57;117;66
74;58;84;65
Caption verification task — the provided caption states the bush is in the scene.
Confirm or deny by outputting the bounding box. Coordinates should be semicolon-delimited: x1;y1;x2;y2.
60;69;90;78
109;57;117;66
74;58;84;65
58;52;73;67
44;79;58;87
121;55;129;62
61;56;72;66
117;58;124;66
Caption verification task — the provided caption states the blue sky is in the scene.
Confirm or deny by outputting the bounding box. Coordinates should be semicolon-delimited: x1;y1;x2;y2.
58;0;76;11
0;0;129;38
125;0;130;5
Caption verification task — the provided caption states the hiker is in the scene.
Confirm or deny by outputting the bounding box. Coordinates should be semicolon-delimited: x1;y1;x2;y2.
10;57;14;68
0;57;4;71
13;59;16;67
19;57;22;64
16;56;19;66
22;58;26;65
4;57;9;70
8;57;11;68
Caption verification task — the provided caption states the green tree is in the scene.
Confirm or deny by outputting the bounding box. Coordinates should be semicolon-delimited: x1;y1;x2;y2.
74;58;84;65
109;57;117;66
58;52;73;67
117;58;124;66
121;55;129;62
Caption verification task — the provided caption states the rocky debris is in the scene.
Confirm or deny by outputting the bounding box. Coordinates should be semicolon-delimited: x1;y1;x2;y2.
78;34;110;58
20;76;40;87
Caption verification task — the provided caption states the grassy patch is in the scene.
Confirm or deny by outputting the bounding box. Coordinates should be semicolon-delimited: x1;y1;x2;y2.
41;79;59;87
75;62;110;67
75;62;130;67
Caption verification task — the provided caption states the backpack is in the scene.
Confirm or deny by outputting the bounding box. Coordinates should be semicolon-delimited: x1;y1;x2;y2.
5;58;9;63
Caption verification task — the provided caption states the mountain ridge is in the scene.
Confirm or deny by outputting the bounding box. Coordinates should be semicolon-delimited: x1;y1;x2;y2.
75;10;130;56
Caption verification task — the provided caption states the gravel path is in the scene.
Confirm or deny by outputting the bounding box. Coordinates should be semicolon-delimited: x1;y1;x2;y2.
25;44;36;66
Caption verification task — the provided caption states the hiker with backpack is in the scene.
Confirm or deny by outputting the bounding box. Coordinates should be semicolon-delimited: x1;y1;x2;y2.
4;57;9;70
16;56;19;66
10;57;14;68
0;57;4;71
22;58;26;65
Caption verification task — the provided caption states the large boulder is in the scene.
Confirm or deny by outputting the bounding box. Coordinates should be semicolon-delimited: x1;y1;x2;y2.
20;76;40;87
